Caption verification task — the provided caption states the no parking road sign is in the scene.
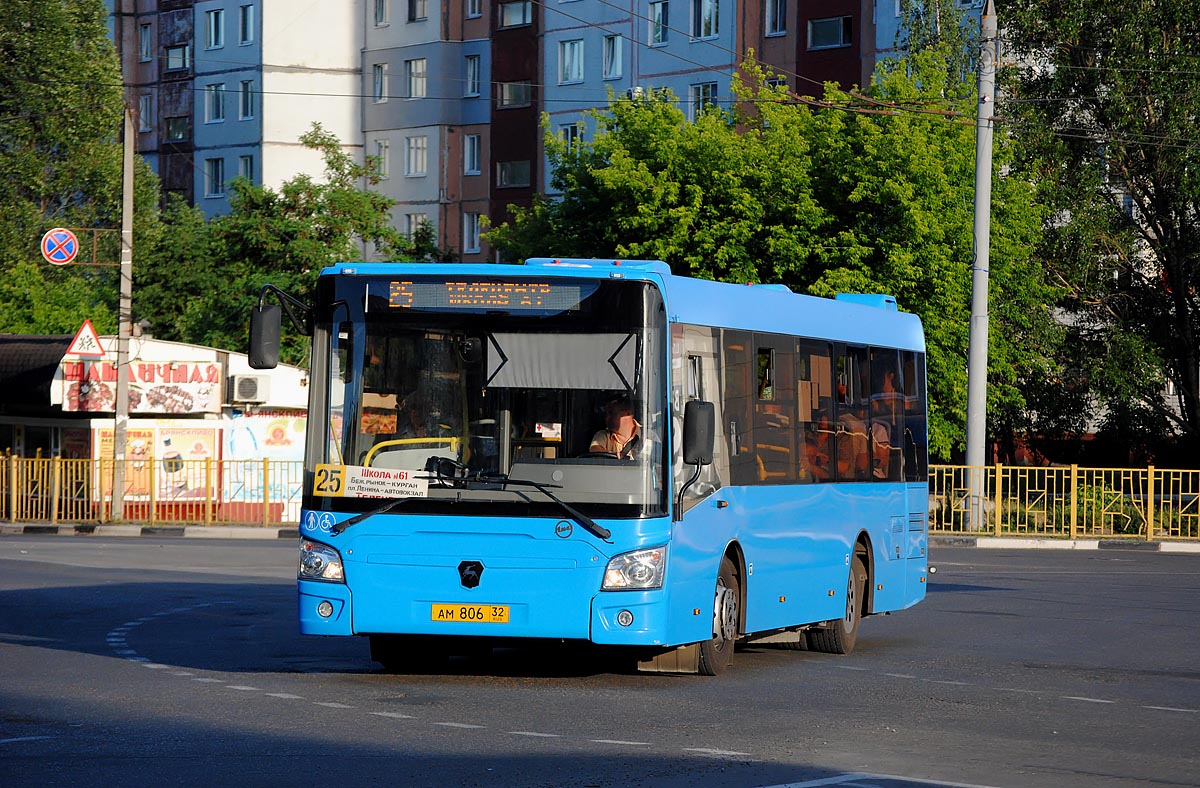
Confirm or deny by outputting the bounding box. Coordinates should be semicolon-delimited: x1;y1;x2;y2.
41;227;79;265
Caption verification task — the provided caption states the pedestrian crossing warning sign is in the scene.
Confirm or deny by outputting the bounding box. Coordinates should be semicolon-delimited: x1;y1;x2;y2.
65;319;106;358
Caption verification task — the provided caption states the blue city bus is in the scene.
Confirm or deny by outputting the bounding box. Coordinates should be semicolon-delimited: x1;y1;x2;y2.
249;258;929;675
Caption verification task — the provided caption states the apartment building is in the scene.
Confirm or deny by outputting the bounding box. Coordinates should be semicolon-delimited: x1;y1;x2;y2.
111;1;890;263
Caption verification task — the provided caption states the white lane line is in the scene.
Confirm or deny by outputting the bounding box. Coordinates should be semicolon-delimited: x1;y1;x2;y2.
171;672;194;677
265;693;306;700
370;711;415;719
1142;705;1199;713
684;747;750;757
590;739;651;746
761;773;1006;788
0;736;56;745
510;731;561;738
192;678;224;683
434;722;487;729
831;665;869;672
1062;696;1116;704
226;685;261;691
140;663;171;670
314;702;354;709
926;679;973;686
884;673;917;679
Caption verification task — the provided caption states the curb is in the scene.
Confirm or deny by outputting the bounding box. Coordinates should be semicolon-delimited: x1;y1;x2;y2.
1;523;298;539
930;535;1200;552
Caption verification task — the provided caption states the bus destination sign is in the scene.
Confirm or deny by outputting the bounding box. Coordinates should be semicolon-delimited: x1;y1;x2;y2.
388;280;582;311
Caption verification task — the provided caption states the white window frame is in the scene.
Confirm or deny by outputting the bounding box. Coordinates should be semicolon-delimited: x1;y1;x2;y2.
497;81;531;107
463;212;481;253
689;81;717;120
205;9;224;49
238;154;253;181
464;134;481;175
602;35;622;79
464;54;481;97
204;157;225;197
239;4;255;44
165;43;190;71
406;213;428;236
808;16;852;50
405;135;428;177
498;0;531;28
374;0;389;26
408;0;427;22
138;23;153;61
559;39;584;84
497;160;531;188
406;58;427;98
137;95;153;132
466;0;482;17
691;0;718;39
373;63;389;103
649;1;669;45
766;0;785;36
375;139;390;179
239;80;254;119
559;123;581;152
205;83;226;123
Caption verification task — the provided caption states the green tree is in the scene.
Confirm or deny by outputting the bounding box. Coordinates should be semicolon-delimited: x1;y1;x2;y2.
139;124;453;364
1002;0;1200;459
0;0;160;335
489;49;1052;460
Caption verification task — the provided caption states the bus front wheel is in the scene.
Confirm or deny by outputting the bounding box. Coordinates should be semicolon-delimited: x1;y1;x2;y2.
698;557;740;676
808;555;866;655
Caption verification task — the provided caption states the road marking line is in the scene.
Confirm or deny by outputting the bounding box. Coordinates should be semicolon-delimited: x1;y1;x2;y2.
435;722;486;729
370;711;415;719
510;731;561;738
171;672;195;677
193;678;224;683
926;679;972;686
226;685;261;691
140;663;171;669
884;672;917;679
314;702;354;708
590;739;651;746
1143;705;1199;713
684;747;750;757
265;693;306;700
1062;696;1115;704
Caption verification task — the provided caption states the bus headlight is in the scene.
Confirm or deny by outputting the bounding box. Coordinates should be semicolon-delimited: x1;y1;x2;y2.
299;539;345;582
602;547;666;590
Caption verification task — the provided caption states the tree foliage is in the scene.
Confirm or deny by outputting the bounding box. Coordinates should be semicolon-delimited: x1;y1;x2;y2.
0;0;160;335
1003;0;1200;459
488;46;1053;460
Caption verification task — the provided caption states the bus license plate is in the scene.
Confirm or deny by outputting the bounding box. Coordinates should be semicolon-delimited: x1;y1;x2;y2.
431;604;510;624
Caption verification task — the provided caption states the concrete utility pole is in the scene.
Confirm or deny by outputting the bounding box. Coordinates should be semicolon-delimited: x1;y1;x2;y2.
111;106;135;521
966;0;997;529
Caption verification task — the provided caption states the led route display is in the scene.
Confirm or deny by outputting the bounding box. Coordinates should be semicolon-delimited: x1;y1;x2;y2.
388;280;584;311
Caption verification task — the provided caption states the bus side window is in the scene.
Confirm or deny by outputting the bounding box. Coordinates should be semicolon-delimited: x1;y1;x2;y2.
870;348;904;481
835;347;872;482
797;341;833;483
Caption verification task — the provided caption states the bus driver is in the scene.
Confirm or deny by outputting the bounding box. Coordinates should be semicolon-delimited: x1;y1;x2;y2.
589;396;644;460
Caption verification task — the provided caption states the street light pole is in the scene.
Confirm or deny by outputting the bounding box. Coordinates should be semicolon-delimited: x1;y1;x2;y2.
966;0;997;529
111;106;134;521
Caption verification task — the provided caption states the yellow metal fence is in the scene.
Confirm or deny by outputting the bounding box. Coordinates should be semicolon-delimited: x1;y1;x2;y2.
930;465;1200;540
2;457;1198;538
0;456;303;527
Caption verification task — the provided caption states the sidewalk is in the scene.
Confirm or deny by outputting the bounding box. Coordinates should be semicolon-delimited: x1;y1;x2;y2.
2;523;1198;552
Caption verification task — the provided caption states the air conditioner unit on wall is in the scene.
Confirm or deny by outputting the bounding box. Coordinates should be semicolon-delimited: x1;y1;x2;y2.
230;374;270;403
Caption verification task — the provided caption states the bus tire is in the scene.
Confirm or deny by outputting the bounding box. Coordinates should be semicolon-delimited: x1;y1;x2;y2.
698;556;740;676
808;555;866;655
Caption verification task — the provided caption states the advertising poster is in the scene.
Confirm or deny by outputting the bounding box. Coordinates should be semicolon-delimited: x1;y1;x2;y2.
224;410;307;520
62;360;223;414
158;426;219;500
94;427;156;499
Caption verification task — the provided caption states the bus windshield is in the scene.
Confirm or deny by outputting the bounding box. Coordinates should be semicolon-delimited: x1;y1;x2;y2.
307;275;669;519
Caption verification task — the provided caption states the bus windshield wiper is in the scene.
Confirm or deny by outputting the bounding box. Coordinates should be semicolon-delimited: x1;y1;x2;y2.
329;495;417;535
475;472;612;542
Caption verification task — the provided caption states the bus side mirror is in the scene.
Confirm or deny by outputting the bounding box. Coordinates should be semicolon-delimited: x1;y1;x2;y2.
682;400;715;466
248;304;282;369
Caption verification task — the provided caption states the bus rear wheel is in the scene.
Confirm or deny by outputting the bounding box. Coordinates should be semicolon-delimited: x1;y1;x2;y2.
808;555;866;655
698;557;740;676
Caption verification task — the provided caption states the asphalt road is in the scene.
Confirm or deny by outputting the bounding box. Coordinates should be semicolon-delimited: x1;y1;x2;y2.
0;537;1197;788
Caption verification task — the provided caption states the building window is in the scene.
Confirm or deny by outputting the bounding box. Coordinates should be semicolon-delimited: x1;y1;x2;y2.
691;0;718;38
464;134;480;175
602;35;622;79
406;213;427;235
373;63;389;102
497;80;531;107
498;0;531;28
406;135;428;176
238;155;254;181
375;139;390;178
165;116;189;141
205;157;225;197
466;0;482;17
138;23;153;61
464;54;481;96
408;0;427;21
559;123;581;152
205;9;224;49
165;44;190;71
239;4;255;44
239;80;255;119
406;58;427;98
464;212;481;253
809;16;852;49
137;95;153;132
497;160;531;187
205;83;226;122
689;82;717;120
649;1;668;44
374;0;389;26
559;39;583;84
766;0;785;35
